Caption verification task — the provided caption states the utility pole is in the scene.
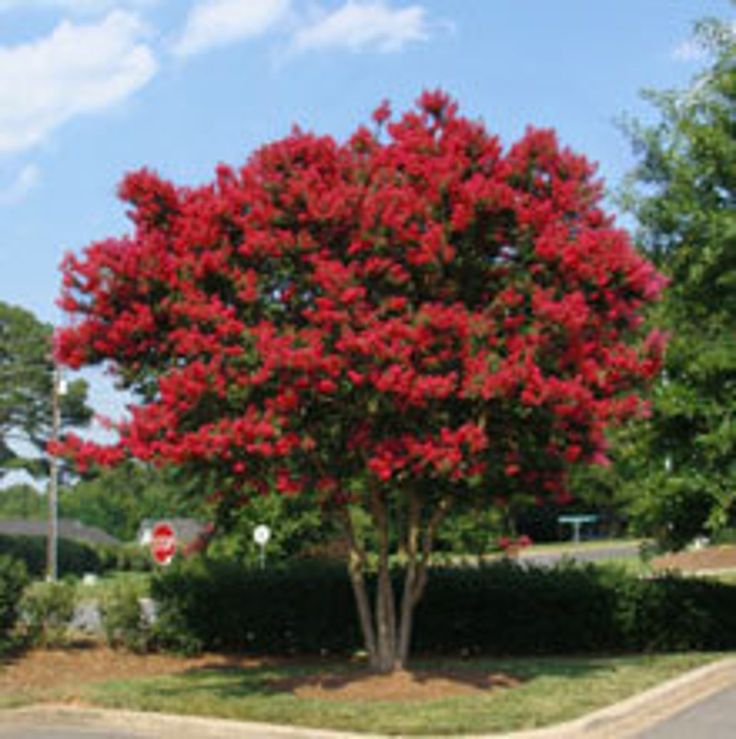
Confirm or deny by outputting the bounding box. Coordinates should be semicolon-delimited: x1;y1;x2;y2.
662;369;673;473
47;365;62;581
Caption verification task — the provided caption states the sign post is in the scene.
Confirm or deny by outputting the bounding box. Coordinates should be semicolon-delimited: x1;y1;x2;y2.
558;514;598;543
151;521;177;566
253;524;271;569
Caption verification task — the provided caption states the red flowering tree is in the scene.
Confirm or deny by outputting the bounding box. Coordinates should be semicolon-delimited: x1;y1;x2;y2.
56;92;664;672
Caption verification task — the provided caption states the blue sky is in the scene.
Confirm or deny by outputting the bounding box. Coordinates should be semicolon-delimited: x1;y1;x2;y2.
0;0;732;327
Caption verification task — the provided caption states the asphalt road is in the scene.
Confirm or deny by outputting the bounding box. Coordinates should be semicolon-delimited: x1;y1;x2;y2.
0;727;144;738
520;542;640;567
638;684;736;738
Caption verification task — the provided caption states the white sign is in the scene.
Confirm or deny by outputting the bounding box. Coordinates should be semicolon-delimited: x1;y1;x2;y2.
253;524;271;546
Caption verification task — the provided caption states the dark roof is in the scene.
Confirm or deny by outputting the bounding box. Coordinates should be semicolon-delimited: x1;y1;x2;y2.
0;518;119;546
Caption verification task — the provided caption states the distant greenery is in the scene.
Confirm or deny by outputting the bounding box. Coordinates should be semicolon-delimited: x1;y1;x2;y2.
1;463;338;560
623;15;736;550
0;300;91;482
0;534;150;577
0;483;44;519
205;491;339;565
571;12;736;552
59;462;190;542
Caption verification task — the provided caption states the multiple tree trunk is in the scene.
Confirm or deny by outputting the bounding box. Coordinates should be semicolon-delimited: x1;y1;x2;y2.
340;490;451;673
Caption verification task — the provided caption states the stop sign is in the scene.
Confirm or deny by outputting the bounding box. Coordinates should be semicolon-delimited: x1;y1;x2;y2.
151;521;177;565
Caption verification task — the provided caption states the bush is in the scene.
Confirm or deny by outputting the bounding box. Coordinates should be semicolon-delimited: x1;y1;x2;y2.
100;578;154;653
151;557;736;657
0;555;29;652
412;560;620;655
20;580;76;648
609;573;736;652
0;535;152;578
0;535;101;577
152;559;360;655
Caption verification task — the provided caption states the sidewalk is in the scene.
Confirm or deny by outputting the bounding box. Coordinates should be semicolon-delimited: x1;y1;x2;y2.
1;658;735;738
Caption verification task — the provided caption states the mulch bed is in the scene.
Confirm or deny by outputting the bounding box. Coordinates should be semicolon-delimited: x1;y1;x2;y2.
1;643;518;703
652;544;736;573
0;644;260;695
272;668;519;701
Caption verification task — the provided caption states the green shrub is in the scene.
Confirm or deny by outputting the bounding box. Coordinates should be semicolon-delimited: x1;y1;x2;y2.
152;559;360;655
412;560;620;655
20;580;76;648
608;573;736;652
0;535;99;577
111;544;153;573
0;536;152;578
151;557;736;657
100;578;154;653
0;555;29;652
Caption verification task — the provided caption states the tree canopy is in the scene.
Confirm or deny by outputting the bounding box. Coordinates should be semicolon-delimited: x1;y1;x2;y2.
0;300;91;482
620;15;736;549
56;92;664;671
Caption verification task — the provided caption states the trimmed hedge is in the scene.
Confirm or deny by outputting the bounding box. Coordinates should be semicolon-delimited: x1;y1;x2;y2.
0;535;151;577
152;558;736;656
412;563;736;654
153;560;360;654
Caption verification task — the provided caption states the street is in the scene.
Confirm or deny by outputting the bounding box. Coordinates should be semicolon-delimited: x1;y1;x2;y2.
520;542;640;568
638;684;736;738
0;727;144;738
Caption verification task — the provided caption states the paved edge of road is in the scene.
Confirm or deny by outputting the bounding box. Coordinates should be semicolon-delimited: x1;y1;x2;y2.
1;658;736;738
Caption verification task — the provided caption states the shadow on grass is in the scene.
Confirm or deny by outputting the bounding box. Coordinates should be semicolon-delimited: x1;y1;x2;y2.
83;653;715;736
159;655;618;703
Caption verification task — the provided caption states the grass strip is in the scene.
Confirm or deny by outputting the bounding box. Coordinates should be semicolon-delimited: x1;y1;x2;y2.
83;652;719;735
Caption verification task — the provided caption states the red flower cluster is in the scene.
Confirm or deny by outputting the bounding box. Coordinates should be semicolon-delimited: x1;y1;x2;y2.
56;91;665;509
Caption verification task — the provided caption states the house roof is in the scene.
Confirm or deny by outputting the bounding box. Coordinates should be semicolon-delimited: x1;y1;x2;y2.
0;518;119;546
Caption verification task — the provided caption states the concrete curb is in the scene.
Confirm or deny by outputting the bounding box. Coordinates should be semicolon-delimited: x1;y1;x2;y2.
2;658;736;738
517;657;736;738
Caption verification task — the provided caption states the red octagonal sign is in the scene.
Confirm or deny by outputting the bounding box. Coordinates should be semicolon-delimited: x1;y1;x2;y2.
151;521;177;565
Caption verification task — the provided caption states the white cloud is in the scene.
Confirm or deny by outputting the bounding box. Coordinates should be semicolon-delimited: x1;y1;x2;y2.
0;164;40;205
0;11;157;156
291;1;429;55
672;38;706;63
173;0;290;57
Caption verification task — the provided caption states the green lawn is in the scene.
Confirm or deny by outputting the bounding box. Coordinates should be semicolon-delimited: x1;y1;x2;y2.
523;538;644;555
82;652;720;735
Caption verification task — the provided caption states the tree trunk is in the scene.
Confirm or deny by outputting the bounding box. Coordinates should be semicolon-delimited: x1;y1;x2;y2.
339;507;377;661
371;487;398;672
398;493;451;666
340;492;452;673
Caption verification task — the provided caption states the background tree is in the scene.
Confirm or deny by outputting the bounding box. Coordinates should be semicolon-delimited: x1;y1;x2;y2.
204;491;339;564
0;483;44;519
56;92;663;672
620;15;736;549
0;301;91;482
59;462;188;541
